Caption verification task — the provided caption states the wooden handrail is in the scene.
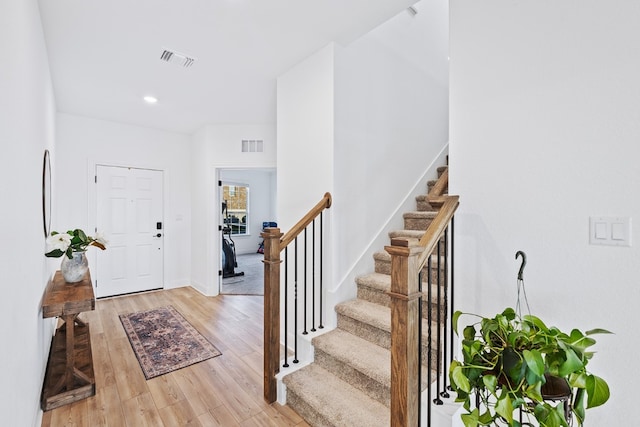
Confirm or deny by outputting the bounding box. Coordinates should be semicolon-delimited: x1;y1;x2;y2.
417;195;459;268
280;192;332;250
428;167;449;197
263;192;332;404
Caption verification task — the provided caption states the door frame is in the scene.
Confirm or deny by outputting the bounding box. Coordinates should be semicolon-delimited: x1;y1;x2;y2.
209;165;276;296
87;158;165;293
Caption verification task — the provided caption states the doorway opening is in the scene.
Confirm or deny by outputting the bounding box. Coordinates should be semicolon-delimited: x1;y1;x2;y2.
217;168;276;295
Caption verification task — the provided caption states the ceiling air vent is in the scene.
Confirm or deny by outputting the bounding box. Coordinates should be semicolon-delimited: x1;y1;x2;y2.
242;139;264;153
160;49;196;68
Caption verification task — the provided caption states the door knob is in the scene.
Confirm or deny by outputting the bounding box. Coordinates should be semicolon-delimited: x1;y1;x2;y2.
155;233;162;238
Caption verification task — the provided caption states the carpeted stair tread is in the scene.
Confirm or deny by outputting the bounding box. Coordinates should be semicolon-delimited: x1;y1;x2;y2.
356;272;393;292
403;211;438;219
284;364;389;427
373;251;447;267
336;299;390;332
357;272;446;294
336;298;436;356
313;329;390;385
389;229;425;239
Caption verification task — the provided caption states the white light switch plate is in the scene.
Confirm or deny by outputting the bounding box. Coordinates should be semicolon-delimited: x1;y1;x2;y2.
589;216;632;247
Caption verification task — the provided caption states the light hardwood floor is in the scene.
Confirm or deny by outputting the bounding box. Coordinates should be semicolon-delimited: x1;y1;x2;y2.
41;286;309;427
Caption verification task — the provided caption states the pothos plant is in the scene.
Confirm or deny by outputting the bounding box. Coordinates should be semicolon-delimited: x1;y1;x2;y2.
449;307;611;427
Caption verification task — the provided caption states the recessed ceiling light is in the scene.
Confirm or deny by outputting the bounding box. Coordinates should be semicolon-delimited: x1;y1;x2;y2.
143;96;158;104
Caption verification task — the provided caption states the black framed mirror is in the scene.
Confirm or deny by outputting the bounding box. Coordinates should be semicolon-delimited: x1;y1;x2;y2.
42;149;51;238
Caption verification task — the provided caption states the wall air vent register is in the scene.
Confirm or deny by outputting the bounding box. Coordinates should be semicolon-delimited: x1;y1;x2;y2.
242;140;264;153
160;49;196;68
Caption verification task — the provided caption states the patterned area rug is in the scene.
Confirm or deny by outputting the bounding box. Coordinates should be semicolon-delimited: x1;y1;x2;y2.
119;305;221;379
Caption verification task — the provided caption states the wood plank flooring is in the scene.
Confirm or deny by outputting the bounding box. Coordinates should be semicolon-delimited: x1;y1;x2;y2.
41;286;309;427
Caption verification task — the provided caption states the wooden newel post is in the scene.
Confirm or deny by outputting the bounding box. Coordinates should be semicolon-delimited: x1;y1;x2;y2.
386;238;423;427
262;227;283;403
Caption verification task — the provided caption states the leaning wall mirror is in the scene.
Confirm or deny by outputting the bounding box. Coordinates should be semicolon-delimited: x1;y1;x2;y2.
42;149;51;238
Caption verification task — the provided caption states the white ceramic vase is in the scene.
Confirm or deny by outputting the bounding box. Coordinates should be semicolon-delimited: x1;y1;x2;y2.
60;251;88;283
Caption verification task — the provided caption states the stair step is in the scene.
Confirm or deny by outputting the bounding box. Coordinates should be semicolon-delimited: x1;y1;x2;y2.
283;364;389;427
312;329;391;406
356;273;446;319
403;211;438;230
437;165;448;177
373;251;446;282
312;329;433;407
335;299;440;370
415;195;436;212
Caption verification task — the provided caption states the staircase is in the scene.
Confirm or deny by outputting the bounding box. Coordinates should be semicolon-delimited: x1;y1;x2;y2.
282;166;449;427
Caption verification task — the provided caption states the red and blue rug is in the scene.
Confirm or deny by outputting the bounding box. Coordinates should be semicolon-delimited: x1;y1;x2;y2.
119;305;221;379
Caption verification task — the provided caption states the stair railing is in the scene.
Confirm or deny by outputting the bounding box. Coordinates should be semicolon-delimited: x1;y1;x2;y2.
386;167;459;426
262;192;332;403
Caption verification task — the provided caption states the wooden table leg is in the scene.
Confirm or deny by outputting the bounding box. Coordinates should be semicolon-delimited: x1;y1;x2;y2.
64;314;76;391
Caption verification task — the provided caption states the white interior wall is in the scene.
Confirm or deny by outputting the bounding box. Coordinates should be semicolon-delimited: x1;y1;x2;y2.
0;1;57;425
55;113;192;289
276;2;449;331
220;168;277;255
190;124;276;295
277;44;336;233
190;126;211;294
450;1;639;424
333;0;449;292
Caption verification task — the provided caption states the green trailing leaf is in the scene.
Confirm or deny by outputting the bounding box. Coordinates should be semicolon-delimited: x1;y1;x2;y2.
525;381;543;403
453;310;464;334
523;314;549;333
523;349;545;377
567;329;596;352
586;374;610;408
573;387;586;425
558;348;584;377
478;409;494;425
464;325;477;341
586;328;613;336
541;402;569;427
451;364;471;393
494;391;514;424
461;409;479;427
502;307;516;320
482;374;497;394
568;372;587;389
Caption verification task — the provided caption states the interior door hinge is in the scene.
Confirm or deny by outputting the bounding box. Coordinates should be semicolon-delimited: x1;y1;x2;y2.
95;175;97;183
218;180;222;187
218;225;222;231
218;270;222;276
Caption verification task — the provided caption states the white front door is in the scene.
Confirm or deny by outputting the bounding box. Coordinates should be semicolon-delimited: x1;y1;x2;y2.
95;165;164;298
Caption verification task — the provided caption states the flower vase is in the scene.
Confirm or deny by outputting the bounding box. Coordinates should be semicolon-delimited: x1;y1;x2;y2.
61;251;88;283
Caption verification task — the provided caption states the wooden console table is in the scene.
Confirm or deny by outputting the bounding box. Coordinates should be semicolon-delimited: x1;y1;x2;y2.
41;270;96;411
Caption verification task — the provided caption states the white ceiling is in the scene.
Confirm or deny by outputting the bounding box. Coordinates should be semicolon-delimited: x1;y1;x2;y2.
38;0;416;134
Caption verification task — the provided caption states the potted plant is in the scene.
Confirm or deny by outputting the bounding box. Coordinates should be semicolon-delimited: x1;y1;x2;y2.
449;307;611;427
45;228;107;282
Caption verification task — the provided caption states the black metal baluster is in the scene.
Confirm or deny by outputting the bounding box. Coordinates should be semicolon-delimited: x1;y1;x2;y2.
311;219;317;332
319;213;324;329
440;227;450;399
303;228;308;335
294;238;299;363
283;247;289;368
418;270;423;427
449;217;455;384
427;255;433;426
434;240;443;405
